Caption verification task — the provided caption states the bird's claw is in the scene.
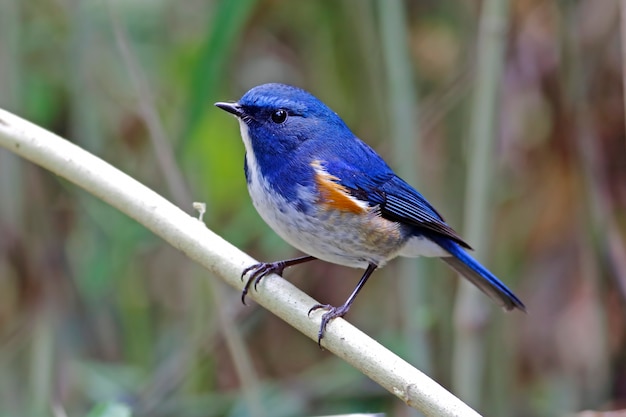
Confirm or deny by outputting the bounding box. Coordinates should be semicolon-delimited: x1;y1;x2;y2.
308;303;351;347
240;261;287;304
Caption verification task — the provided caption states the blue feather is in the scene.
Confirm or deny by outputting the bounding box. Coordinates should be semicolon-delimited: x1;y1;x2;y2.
428;234;526;311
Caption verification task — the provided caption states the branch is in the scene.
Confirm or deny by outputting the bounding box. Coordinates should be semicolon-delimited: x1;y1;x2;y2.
0;109;482;417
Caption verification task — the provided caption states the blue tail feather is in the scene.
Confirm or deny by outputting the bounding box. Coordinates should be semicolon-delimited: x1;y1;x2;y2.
430;235;526;312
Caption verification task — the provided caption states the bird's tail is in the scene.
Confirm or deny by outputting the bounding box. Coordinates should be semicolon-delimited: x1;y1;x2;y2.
430;235;526;312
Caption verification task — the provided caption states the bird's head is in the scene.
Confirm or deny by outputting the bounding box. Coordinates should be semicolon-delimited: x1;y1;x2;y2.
215;83;350;156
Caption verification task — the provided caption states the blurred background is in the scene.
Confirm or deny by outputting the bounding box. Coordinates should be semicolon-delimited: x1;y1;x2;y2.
0;0;625;416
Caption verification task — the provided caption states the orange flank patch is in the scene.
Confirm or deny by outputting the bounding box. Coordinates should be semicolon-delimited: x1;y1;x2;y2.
311;160;366;214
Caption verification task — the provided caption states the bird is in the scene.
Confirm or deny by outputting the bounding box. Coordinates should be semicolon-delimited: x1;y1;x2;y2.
215;83;525;345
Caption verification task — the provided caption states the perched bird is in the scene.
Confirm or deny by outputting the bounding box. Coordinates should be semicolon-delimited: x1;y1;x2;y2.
215;83;525;344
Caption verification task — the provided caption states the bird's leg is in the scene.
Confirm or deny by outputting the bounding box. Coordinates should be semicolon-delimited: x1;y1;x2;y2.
308;263;378;346
241;255;317;304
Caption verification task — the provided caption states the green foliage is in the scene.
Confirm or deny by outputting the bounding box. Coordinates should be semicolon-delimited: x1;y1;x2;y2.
86;402;132;417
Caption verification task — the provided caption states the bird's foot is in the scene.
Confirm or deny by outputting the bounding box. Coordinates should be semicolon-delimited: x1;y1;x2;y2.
240;256;317;305
308;303;351;347
240;261;289;304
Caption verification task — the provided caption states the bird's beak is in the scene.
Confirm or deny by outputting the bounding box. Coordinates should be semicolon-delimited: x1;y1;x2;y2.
215;101;244;118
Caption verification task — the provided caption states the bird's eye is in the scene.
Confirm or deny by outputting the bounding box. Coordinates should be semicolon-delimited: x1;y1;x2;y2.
271;109;288;124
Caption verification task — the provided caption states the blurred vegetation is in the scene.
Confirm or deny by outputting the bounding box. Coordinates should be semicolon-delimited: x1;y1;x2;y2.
1;0;625;416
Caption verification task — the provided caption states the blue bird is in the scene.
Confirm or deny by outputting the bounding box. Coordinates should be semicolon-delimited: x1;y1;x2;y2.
215;83;525;344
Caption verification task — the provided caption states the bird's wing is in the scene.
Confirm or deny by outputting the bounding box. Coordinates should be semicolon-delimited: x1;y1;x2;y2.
373;176;471;249
318;158;471;249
